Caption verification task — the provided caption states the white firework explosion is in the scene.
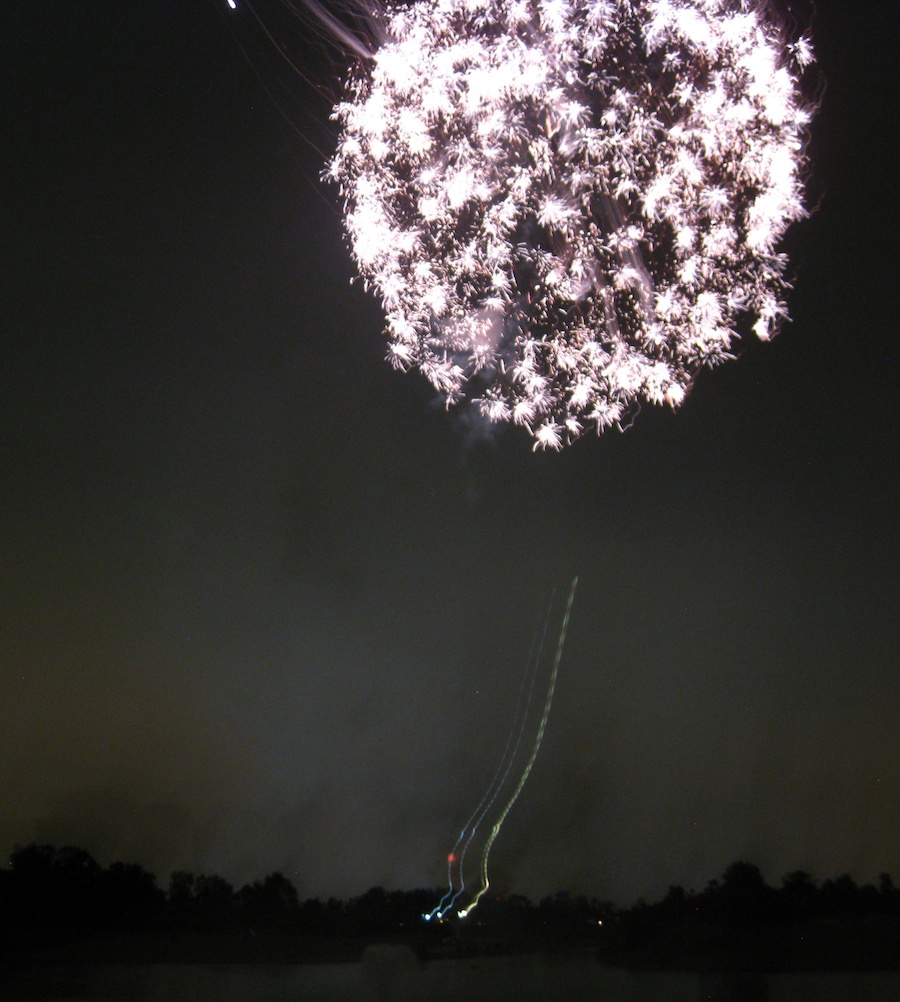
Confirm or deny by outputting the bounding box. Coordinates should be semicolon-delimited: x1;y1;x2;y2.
327;0;815;449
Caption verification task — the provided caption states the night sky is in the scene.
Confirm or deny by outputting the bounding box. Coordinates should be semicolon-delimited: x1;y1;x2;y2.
2;0;896;908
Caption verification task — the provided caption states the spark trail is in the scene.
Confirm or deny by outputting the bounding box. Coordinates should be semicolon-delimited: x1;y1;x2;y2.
425;589;557;920
458;576;578;918
425;578;578;920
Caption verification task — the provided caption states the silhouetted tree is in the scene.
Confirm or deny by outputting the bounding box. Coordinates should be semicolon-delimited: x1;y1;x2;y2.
193;874;236;931
8;844;102;931
167;871;196;929
820;874;860;920
96;861;164;931
659;884;691;922
877;872;900;915
347;886;393;935
707;860;773;924
236;872;298;930
780;870;818;921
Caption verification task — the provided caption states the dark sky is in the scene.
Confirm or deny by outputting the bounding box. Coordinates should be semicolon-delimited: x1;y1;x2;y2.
2;0;897;907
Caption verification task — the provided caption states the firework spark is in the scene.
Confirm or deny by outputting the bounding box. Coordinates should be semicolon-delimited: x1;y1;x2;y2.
328;0;814;448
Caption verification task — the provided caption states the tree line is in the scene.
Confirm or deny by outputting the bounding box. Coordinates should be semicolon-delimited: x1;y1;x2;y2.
2;845;898;968
605;860;900;970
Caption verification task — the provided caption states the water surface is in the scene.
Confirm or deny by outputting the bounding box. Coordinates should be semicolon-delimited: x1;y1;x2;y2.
6;956;899;1001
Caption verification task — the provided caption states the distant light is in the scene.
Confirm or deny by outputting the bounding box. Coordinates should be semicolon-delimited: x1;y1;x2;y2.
227;0;236;8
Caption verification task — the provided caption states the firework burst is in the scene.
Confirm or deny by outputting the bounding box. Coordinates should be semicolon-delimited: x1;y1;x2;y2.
328;0;815;448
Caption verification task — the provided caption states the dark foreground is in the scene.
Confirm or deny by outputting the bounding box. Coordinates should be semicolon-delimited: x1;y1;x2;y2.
4;914;899;973
3;954;900;1002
